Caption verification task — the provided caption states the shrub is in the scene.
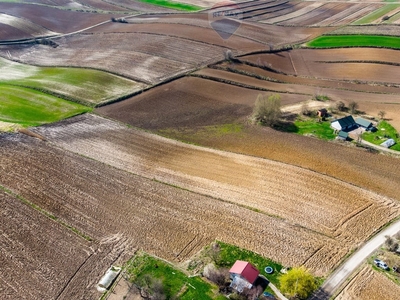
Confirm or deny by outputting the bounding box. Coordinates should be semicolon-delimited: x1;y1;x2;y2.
252;94;282;126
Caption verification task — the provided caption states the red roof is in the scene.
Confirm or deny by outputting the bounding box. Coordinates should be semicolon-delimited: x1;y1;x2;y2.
229;260;259;284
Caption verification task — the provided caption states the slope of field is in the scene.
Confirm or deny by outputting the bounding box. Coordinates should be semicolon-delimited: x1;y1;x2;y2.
0;189;92;299
0;57;144;106
1;131;333;277
0;3;113;35
0;13;57;39
336;266;400;300
96;76;307;129
31;114;400;275
0;84;90;126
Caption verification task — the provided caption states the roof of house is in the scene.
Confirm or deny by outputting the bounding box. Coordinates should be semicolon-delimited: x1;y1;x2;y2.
355;117;372;128
334;115;356;128
381;139;396;148
229;261;260;284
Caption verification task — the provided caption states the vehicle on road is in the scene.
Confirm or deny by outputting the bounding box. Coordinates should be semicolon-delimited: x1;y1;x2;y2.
374;259;389;270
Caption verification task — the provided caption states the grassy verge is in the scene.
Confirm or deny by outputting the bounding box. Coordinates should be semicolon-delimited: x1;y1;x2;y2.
362;120;400;151
126;252;223;299
306;35;400;49
0;84;91;127
137;0;201;11
214;241;283;287
352;4;400;25
0;57;143;106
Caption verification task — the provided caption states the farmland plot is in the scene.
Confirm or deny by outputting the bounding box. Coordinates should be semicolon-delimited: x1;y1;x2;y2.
0;13;57;39
0;190;90;299
0;57;145;106
0;133;332;276
32;114;400;274
0;3;113;34
336;266;400;300
0;33;225;83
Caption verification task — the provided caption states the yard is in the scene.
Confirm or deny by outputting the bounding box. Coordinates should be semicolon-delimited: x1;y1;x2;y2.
362;120;400;151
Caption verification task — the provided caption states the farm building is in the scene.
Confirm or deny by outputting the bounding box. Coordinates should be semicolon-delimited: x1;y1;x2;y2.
229;260;260;292
331;115;357;132
355;117;373;130
317;108;328;118
337;131;349;141
381;139;396;148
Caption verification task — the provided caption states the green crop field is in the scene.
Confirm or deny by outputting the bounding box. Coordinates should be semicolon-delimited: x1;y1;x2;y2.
138;0;201;11
352;4;400;25
0;58;144;106
307;35;400;49
0;84;90;127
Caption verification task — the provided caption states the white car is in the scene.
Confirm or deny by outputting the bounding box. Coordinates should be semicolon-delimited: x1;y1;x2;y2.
374;259;389;270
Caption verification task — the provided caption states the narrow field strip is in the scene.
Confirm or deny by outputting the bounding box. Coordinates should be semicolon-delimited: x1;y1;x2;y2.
307;35;400;49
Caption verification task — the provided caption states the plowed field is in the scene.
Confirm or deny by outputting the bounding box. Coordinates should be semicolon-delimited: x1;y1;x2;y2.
0;3;113;34
336;266;400;300
29;114;400;276
1;131;336;277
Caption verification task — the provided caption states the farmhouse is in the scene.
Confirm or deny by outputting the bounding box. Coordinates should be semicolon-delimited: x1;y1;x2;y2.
229;260;260;292
331;115;357;132
355;117;373;130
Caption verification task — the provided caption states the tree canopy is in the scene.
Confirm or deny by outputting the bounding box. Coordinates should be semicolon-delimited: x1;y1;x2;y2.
279;266;317;300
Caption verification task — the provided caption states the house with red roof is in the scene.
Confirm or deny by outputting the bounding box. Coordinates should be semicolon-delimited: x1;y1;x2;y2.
229;260;260;292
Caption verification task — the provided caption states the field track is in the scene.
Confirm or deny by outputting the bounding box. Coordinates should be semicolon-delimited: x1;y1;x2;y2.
28;114;400;275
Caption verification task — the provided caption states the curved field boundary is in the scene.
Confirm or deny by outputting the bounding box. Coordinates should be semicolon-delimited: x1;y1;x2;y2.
0;13;57;37
0;84;91;126
0;57;145;106
306;35;400;49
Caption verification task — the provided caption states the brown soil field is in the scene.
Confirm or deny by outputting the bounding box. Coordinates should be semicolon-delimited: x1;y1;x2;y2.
278;2;352;27
0;3;113;34
0;23;30;40
1;129;337;277
77;0;130;11
88;22;268;54
313;3;366;26
253;1;311;22
336;265;400;300
330;24;400;36
0;32;224;83
218;61;400;95
0;188;131;300
30;114;400;275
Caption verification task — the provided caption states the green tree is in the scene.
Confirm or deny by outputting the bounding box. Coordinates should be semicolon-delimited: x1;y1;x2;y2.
253;93;282;126
279;266;317;300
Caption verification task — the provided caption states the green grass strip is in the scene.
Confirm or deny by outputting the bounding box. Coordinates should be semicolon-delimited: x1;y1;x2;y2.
307;35;400;49
353;4;400;25
138;0;201;11
0;83;91;127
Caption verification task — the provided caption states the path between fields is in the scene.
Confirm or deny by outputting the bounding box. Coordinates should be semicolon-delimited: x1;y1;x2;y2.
310;218;400;300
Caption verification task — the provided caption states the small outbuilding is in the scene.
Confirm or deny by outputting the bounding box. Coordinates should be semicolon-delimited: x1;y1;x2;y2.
337;131;349;141
331;115;357;132
381;139;396;148
355;117;373;130
317;108;328;118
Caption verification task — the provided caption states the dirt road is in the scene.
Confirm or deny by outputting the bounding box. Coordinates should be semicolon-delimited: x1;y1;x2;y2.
310;218;400;299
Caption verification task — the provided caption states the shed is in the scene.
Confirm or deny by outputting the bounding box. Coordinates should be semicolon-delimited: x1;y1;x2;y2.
96;266;121;292
355;117;372;130
331;115;356;132
229;260;259;286
338;131;349;140
381;139;396;148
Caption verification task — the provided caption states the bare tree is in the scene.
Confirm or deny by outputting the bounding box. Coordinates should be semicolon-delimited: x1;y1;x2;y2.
336;101;346;112
253;94;282;126
348;101;359;114
378;110;386;120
